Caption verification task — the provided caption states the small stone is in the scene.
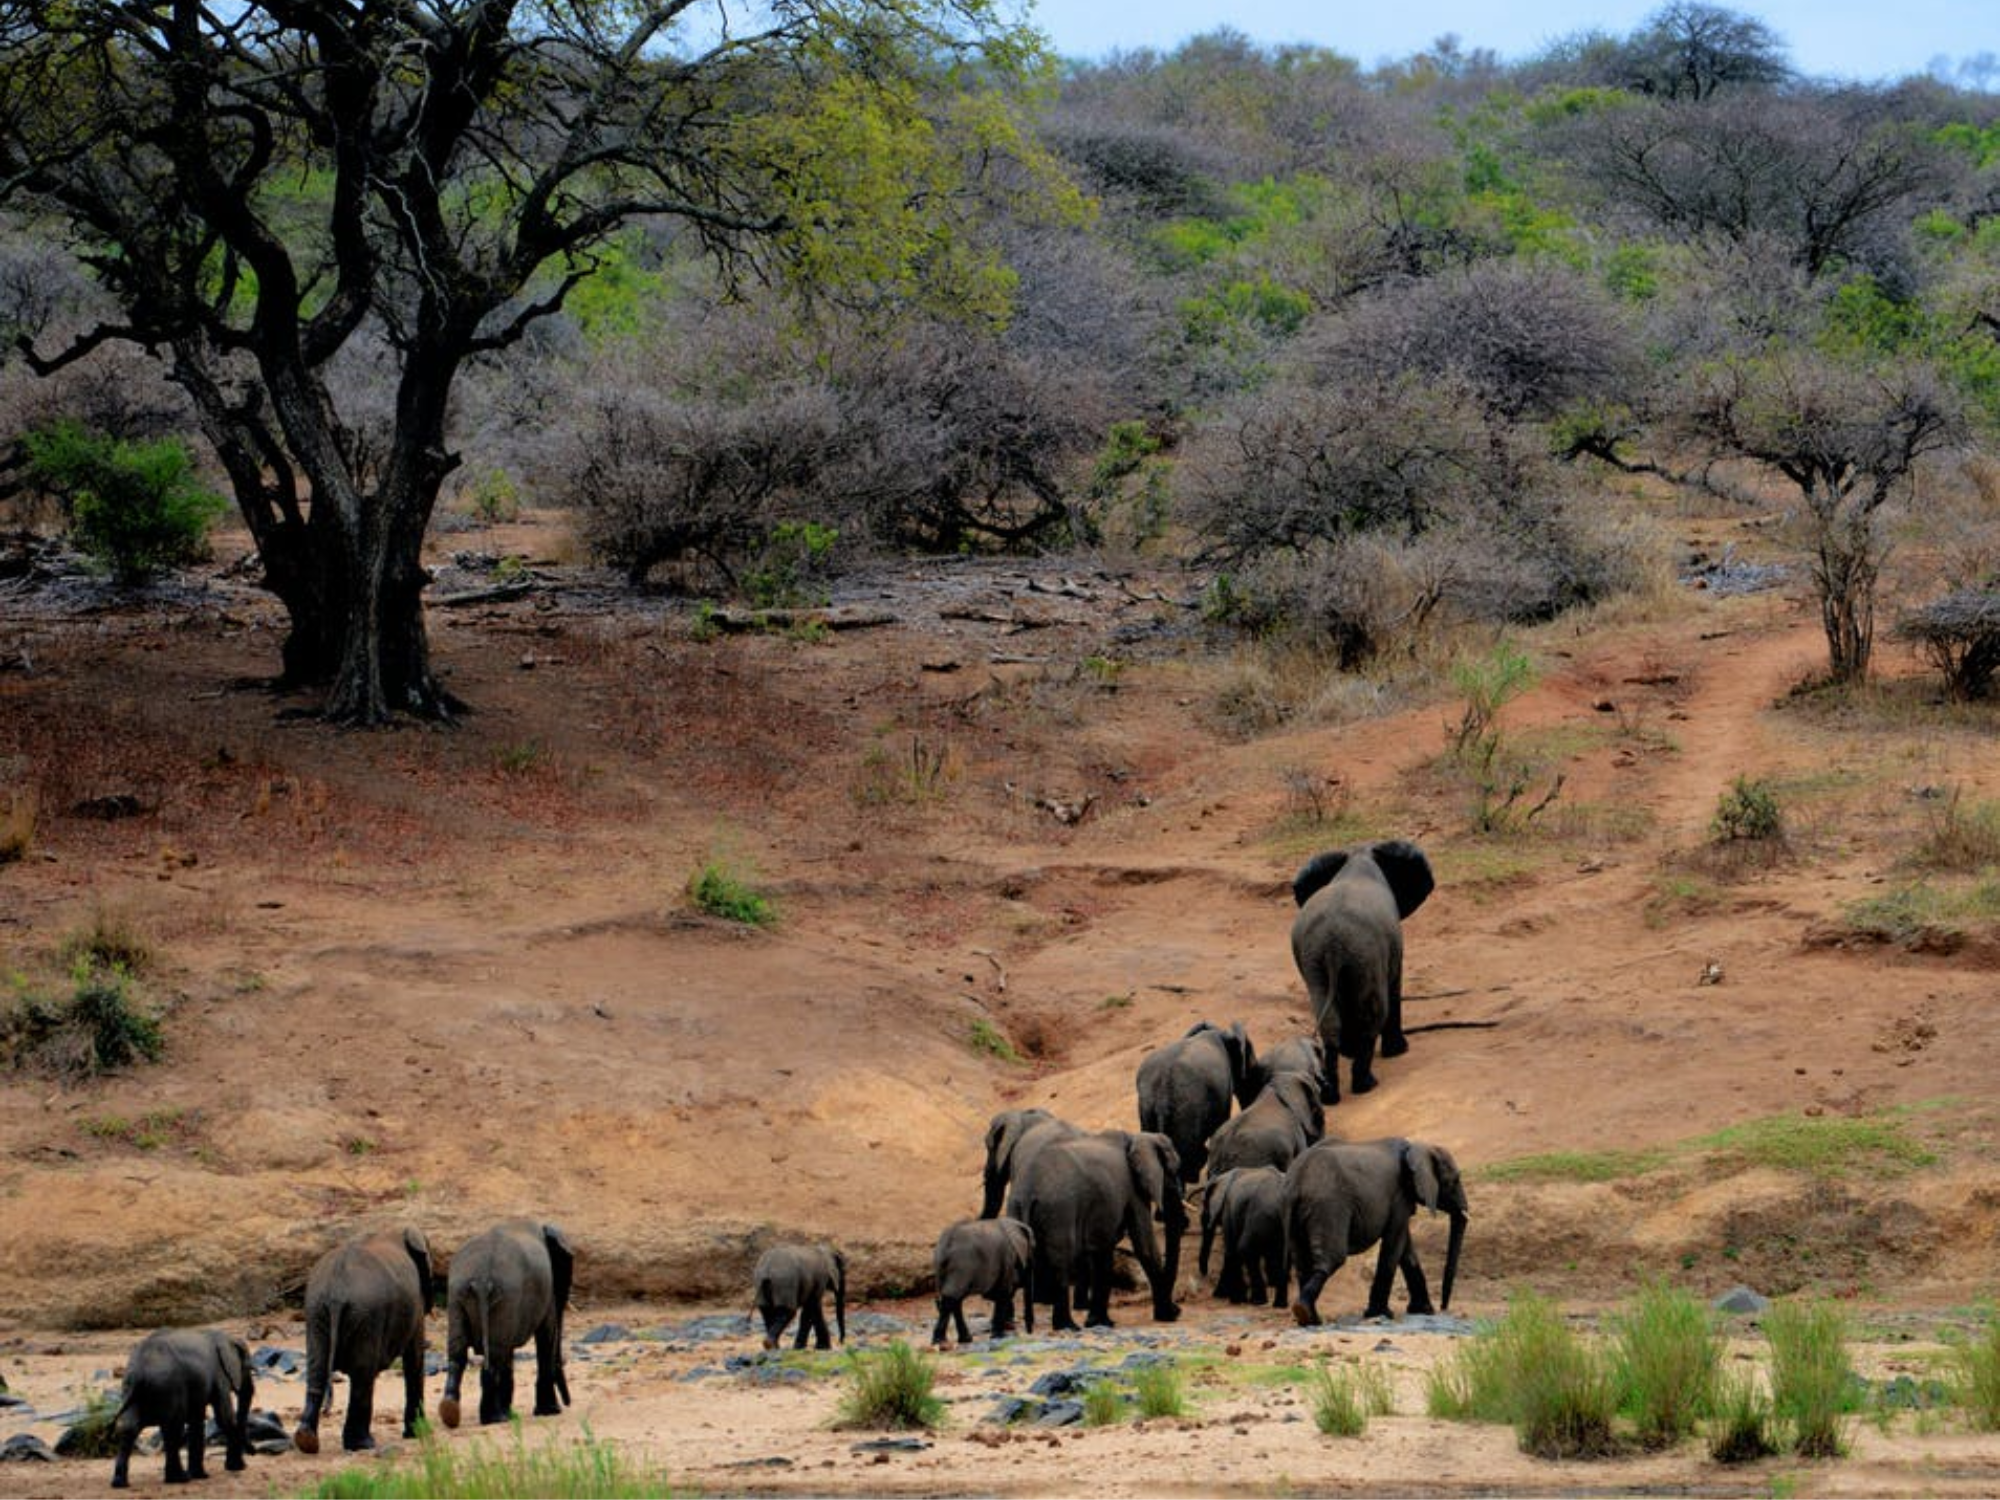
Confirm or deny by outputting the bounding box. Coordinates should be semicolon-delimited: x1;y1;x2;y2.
0;1435;55;1464
1714;1285;1770;1315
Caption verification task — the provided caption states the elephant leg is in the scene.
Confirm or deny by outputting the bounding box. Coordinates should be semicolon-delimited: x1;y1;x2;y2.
1046;1262;1078;1333
1364;1230;1405;1319
218;1382;247;1472
400;1339;425;1438
440;1353;468;1430
987;1294;1011;1341
1382;956;1409;1057
533;1326;562;1417
1292;1260;1339;1327
1245;1250;1267;1307
342;1371;378;1452
110;1415;139;1489
1398;1236;1436;1316
161;1416;188;1484
954;1299;974;1345
1083;1249;1115;1328
295;1335;329;1452
1349;1031;1380;1096
930;1299;953;1347
1268;1245;1290;1309
758;1306;789;1351
480;1349;514;1425
184;1407;207;1481
810;1301;833;1352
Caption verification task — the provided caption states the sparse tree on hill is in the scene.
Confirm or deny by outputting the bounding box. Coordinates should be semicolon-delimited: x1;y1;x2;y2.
0;0;1072;722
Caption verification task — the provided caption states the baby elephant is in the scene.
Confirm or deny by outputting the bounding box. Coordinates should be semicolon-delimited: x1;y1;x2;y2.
1200;1166;1290;1307
931;1218;1034;1346
439;1219;574;1430
752;1243;846;1350
109;1328;253;1489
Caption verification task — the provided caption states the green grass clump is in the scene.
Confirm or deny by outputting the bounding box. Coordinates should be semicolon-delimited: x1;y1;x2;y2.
1081;1379;1126;1426
1712;775;1784;843
60;908;152;975
1428;1293;1617;1458
1482;1147;1673;1184
305;1426;666;1497
1485;1107;1937;1187
967;1018;1021;1064
1132;1360;1189;1419
60;1390;121;1459
1949;1310;2000;1429
1310;1361;1394;1436
4;961;164;1078
685;857;777;927
1706;1364;1778;1463
1765;1299;1854;1458
835;1342;943;1431
1609;1281;1721;1448
1843;876;2000;945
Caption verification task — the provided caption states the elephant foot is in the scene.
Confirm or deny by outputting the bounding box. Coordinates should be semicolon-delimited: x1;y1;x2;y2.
1153;1303;1181;1323
1408;1300;1436;1317
342;1434;378;1454
111;1479;130;1491
292;1427;320;1455
1291;1301;1321;1327
437;1397;461;1430
1351;1073;1378;1095
1363;1304;1393;1320
165;1473;189;1486
1382;1034;1409;1058
227;1455;247;1472
533;1401;562;1417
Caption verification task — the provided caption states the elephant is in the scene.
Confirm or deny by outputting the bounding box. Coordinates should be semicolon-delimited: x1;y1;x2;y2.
1284;1136;1468;1327
1198;1166;1289;1307
294;1226;433;1454
439;1219;574;1429
979;1107;1082;1219
1203;1070;1326;1179
752;1243;846;1350
109;1328;253;1489
1289;840;1436;1103
930;1217;1035;1346
1006;1129;1184;1332
1250;1034;1331;1102
1135;1021;1259;1185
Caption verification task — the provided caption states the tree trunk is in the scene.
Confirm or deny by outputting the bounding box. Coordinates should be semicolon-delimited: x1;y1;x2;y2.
1810;488;1879;686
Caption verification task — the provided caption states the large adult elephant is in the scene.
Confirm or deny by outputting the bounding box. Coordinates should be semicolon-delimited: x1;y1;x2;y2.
980;1107;1081;1219
109;1328;253;1489
294;1227;434;1454
1289;840;1435;1103
1203;1071;1325;1179
1006;1129;1183;1331
1284;1136;1467;1327
439;1219;574;1429
1136;1021;1259;1185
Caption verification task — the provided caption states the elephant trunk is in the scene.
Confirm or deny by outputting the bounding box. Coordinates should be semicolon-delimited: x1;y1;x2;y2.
980;1169;1004;1220
1440;1212;1467;1314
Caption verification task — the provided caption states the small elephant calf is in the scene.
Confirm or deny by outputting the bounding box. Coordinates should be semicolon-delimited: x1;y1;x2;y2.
931;1218;1034;1346
109;1328;254;1489
752;1243;846;1350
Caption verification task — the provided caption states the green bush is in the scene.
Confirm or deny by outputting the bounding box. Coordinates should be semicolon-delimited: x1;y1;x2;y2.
1609;1281;1721;1448
685;856;776;927
1132;1360;1189;1419
836;1342;944;1431
1706;1364;1777;1463
306;1425;667;1497
1311;1361;1394;1436
4;961;163;1078
23;421;227;583
1765;1298;1853;1457
1712;776;1784;843
1949;1310;2000;1429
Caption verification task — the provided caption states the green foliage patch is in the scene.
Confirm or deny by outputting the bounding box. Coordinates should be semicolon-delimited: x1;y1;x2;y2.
835;1342;944;1431
23;421;228;584
304;1425;669;1497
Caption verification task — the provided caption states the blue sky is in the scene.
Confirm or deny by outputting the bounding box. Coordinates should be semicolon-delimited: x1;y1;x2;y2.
1019;0;1994;86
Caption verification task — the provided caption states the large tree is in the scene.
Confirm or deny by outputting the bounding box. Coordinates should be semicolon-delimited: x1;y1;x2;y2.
0;0;1065;721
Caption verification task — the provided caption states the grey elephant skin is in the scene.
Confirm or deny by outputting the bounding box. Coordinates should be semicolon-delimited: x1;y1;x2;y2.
294;1227;433;1454
1007;1129;1184;1331
931;1218;1035;1346
1250;1034;1330;1102
1136;1021;1258;1185
1199;1166;1289;1307
1284;1136;1468;1326
109;1328;253;1489
980;1107;1081;1219
1289;840;1435;1102
439;1219;574;1428
752;1243;846;1350
1204;1070;1326;1178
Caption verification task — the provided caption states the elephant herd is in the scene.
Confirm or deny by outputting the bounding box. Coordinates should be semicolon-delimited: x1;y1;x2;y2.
776;839;1470;1351
108;1217;571;1488
104;839;1456;1484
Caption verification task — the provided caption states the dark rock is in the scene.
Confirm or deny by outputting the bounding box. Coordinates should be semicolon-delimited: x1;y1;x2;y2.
846;1312;916;1337
72;792;149;820
724;1456;795;1468
1714;1285;1771;1315
244;1410;289;1445
1034;1399;1085;1427
0;1392;28;1411
579;1324;630;1345
251;1347;304;1378
851;1436;931;1453
1029;1368;1104;1398
646;1315;751;1347
423;1351;447;1377
987;1397;1036;1425
0;1435;54;1464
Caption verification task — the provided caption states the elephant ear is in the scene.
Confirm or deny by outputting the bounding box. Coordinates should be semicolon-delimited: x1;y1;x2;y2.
403;1227;436;1312
1402;1140;1443;1212
211;1331;249;1389
1181;1020;1218;1040
1003;1218;1034;1267
1224;1023;1258;1106
1124;1131;1169;1212
1370;840;1435;919
1292;849;1351;907
542;1224;575;1310
1276;1073;1324;1140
